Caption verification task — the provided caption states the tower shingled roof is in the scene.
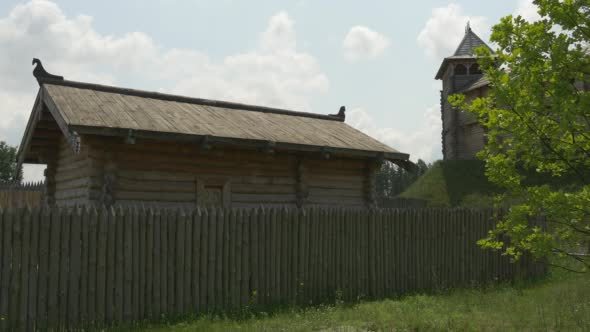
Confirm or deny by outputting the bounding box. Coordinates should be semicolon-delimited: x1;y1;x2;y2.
453;23;492;56
434;24;493;79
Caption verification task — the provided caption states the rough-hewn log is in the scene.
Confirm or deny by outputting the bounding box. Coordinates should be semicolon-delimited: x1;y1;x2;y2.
295;158;308;208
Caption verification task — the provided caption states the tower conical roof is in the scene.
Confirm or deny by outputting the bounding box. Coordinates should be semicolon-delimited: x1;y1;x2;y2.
453;23;492;56
435;23;493;79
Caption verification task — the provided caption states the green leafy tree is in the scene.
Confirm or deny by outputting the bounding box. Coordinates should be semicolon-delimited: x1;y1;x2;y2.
0;141;22;183
450;0;590;271
376;159;430;200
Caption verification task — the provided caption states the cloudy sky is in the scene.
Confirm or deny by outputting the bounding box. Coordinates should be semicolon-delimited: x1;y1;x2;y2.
0;0;540;181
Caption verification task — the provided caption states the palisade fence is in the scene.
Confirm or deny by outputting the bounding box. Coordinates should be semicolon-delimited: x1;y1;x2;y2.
380;197;428;209
0;182;44;209
0;207;545;331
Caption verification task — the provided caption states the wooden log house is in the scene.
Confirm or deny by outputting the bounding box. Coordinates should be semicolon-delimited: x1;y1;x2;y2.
17;60;411;209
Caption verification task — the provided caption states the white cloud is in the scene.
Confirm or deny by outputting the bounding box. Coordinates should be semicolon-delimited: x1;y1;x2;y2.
347;105;442;163
343;26;390;62
417;3;489;59
0;1;330;181
515;0;541;22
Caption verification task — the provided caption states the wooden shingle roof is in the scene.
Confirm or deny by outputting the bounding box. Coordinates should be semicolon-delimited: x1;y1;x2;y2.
453;26;492;57
435;26;493;80
19;75;410;165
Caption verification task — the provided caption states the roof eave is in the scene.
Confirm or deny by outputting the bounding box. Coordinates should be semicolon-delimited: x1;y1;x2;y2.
457;79;491;93
435;59;450;80
70;124;410;162
16;90;43;168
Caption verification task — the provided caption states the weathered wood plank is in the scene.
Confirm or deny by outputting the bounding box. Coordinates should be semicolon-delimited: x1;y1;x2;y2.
242;209;251;306
337;209;345;300
183;208;192;314
319;208;328;301
137;208;146;320
222;209;230;308
268;209;279;304
235;209;244;307
264;208;272;304
16;208;31;331
114;207;125;322
96;207;108;325
229;209;238;309
310;208;319;303
123;208;133;321
46;209;61;330
87;208;98;325
191;209;201;312
278;208;287;303
105;207;116;323
79;208;89;325
198;209;208;311
7;209;23;331
152;209;162;318
167;210;176;314
129;208;139;321
358;209;366;297
145;208;155;318
0;209;10;330
160;209;170;315
175;210;186;315
27;208;40;331
67;208;81;328
58;209;70;329
287;208;296;303
206;208;216;310
215;208;224;310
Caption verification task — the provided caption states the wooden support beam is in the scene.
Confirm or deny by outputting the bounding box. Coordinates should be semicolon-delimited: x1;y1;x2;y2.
42;86;82;155
200;135;212;151
44;162;56;207
320;147;331;160
261;141;276;155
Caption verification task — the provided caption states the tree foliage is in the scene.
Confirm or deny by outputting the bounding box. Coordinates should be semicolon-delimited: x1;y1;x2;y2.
0;141;21;183
376;159;430;200
450;0;590;271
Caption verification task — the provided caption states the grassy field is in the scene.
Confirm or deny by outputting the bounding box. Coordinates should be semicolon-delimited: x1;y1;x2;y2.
115;270;589;331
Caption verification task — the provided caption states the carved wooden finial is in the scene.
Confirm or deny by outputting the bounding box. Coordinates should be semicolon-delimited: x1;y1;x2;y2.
329;106;346;121
32;58;64;84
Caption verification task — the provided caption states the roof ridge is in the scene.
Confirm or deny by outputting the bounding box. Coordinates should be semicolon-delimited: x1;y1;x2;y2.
38;77;345;122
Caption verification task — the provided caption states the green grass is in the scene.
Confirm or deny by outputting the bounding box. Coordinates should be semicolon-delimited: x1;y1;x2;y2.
115;271;590;331
400;160;499;207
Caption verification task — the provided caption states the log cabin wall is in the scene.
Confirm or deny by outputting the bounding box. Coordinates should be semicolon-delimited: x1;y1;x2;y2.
304;158;367;208
53;136;91;207
80;136;371;209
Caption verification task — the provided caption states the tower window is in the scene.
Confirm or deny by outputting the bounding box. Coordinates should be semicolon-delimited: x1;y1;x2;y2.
469;63;482;75
454;64;467;75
